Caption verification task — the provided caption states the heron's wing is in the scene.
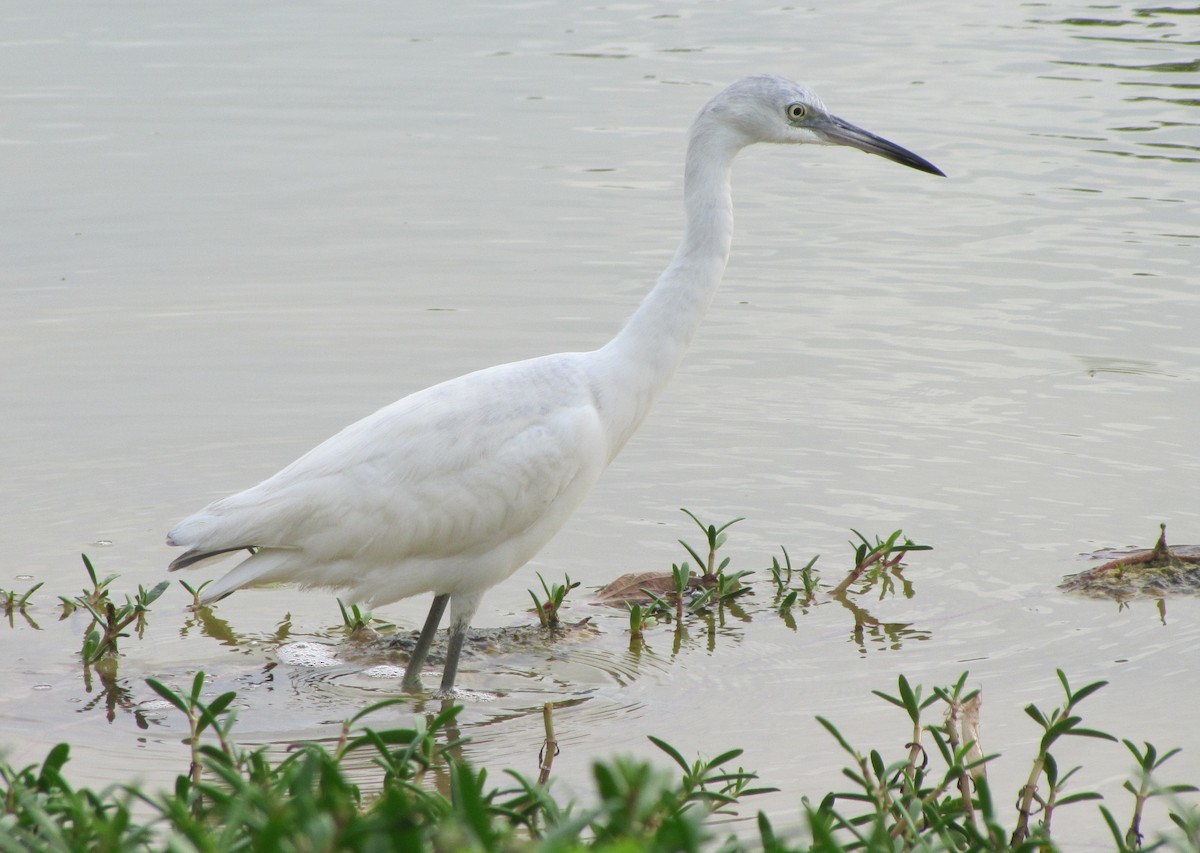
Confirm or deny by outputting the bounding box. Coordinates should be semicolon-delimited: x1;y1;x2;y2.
168;354;605;571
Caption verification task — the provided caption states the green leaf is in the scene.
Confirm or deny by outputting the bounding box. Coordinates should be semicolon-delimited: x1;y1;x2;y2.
816;717;858;756
528;590;547;627
1097;806;1126;847
1056;791;1104;806
706;748;745;771
146;678;190;715
17;582;43;608
39;742;71;783
189;670;206;703
897;675;919;724
927;728;953;766
648;735;690;774
346;697;410;727
872;690;904;710
141;580;170;606
1067;678;1109;707
1155;746;1183;767
207;690;237;718
591;761;618;800
1068;727;1118;743
757;811;777;848
715;517;745;536
679;540;706;568
80;553;98;587
868;750;885;780
1162;783;1200;795
1023;704;1049;729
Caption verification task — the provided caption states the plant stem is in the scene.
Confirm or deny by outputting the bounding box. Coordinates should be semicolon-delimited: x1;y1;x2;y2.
538;703;558;787
1012;757;1044;845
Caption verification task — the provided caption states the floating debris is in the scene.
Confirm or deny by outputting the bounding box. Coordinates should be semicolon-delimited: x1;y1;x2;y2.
592;571;704;607
1060;524;1200;599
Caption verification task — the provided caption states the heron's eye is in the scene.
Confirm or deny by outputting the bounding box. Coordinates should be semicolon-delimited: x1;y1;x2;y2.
786;103;808;121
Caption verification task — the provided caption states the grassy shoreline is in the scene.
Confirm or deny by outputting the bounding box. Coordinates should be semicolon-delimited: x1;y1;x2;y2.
3;667;1197;852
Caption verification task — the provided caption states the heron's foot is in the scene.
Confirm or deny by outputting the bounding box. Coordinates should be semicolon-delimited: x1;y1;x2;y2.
400;673;458;700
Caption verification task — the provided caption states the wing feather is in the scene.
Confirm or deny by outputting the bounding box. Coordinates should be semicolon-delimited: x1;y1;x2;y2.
167;353;606;589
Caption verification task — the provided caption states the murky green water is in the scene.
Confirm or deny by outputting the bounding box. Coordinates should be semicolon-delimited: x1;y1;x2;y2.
2;1;1198;846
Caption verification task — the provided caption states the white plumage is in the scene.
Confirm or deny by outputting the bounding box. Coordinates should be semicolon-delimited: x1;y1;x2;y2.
168;75;942;695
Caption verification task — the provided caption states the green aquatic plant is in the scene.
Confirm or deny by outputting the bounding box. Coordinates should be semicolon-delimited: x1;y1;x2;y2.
601;515;928;647
146;672;238;787
627;601;649;642
830;529;931;597
770;546;820;600
57;553;118;617
1010;670;1115;845
529;572;581;628
679;508;744;581
3;670;1197;852
65;555;169;664
336;598;395;635
1111;740;1199;849
811;671;1197;853
176;577;213;610
671;560;692;620
678;508;753;608
1;581;42;629
1;670;771;852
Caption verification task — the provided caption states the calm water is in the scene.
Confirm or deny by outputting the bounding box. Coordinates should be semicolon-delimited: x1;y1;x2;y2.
2;1;1198;846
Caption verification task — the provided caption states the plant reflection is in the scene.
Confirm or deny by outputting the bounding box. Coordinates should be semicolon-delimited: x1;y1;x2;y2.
770;530;932;653
833;584;932;655
611;520;934;669
180;604;293;651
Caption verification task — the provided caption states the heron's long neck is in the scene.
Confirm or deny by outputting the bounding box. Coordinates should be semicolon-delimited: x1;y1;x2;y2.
595;121;745;458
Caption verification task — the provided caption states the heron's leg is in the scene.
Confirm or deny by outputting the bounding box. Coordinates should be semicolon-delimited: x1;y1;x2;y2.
401;593;449;692
434;592;482;697
437;620;467;697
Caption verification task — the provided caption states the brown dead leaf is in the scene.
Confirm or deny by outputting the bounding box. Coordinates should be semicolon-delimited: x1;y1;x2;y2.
593;572;702;606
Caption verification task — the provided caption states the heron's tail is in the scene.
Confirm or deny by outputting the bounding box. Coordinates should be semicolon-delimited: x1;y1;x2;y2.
183;548;296;604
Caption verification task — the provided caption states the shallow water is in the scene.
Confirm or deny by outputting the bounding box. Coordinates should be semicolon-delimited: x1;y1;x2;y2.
2;1;1199;846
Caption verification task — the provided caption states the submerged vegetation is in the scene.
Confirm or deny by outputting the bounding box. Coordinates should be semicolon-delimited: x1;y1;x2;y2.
2;512;1197;850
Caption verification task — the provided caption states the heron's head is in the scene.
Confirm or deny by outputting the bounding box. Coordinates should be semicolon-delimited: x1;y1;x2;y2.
698;74;944;177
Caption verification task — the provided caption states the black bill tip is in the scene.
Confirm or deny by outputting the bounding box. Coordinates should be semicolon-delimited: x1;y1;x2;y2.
817;114;945;177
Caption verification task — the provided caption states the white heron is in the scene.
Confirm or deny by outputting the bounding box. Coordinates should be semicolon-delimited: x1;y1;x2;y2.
168;75;943;696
